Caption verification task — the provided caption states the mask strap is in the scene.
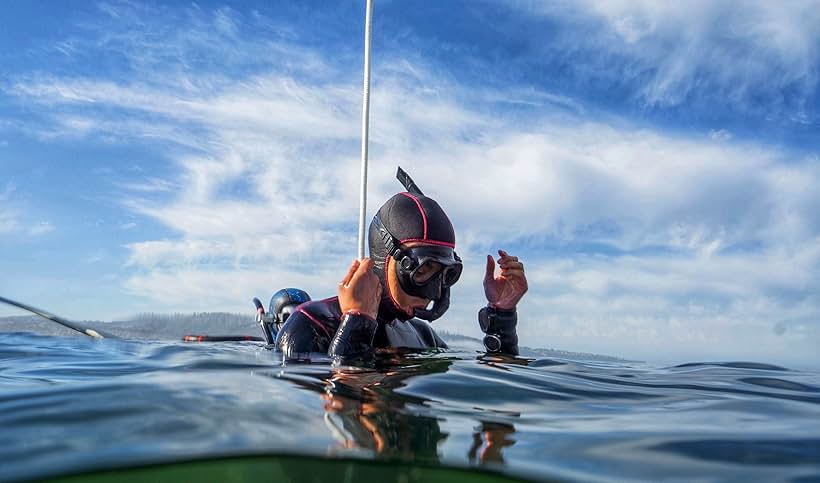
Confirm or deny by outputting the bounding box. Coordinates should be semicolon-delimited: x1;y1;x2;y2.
374;214;402;258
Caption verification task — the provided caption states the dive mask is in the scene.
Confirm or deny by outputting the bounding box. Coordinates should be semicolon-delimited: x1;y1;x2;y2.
394;245;463;300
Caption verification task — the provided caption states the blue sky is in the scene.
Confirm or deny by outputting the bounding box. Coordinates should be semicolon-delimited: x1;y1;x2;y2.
1;0;819;366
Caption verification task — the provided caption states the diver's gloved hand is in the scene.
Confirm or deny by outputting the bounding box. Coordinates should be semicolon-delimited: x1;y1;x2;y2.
484;250;528;310
338;258;382;320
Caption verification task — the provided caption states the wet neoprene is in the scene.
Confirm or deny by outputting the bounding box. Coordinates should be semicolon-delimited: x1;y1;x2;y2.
478;306;519;355
368;192;459;321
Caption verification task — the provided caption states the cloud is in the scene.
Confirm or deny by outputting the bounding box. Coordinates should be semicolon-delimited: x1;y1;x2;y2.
28;221;55;236
24;59;814;362
122;266;338;314
0;213;18;234
709;129;732;142
5;1;819;363
0;184;19;234
0;186;58;237
506;0;820;119
117;178;178;193
445;234;820;364
85;252;105;264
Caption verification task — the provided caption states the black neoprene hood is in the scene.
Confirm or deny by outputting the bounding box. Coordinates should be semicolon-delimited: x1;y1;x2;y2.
367;191;457;324
368;191;456;276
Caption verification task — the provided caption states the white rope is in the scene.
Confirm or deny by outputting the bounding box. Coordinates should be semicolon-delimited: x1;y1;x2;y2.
358;0;374;260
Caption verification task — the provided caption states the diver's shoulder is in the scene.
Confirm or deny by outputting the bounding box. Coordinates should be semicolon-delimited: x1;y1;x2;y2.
297;296;341;319
406;317;446;347
406;317;432;330
276;296;341;350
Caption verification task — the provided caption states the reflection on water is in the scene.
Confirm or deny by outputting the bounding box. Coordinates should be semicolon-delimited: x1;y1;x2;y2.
307;357;524;468
318;361;451;461
468;422;516;465
274;356;524;469
2;332;820;482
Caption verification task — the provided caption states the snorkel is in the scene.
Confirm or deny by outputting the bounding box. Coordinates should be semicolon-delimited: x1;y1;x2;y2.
368;168;462;322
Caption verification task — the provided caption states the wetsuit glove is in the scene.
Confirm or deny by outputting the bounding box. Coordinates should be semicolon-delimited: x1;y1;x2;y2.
478;306;519;356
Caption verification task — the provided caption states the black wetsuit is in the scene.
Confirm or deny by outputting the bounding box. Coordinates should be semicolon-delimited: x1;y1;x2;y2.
276;294;519;360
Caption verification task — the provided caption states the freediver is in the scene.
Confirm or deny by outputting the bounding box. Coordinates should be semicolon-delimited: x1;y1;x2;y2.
255;288;312;344
274;169;528;360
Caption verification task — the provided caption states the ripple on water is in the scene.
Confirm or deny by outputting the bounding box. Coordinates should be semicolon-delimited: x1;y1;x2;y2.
1;332;819;482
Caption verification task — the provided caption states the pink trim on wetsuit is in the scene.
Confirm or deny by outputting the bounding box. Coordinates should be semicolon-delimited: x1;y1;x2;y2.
399;192;427;240
343;310;376;322
314;296;338;304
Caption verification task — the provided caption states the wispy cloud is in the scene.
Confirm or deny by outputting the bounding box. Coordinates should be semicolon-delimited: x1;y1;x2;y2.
709;129;732;142
117;178;178;193
85;251;105;264
0;184;18;233
3;1;819;363
0;185;52;237
28;221;55;236
506;0;820;121
0;210;18;235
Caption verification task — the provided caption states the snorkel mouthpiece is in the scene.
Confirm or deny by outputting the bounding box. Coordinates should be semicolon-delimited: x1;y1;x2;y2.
414;287;451;322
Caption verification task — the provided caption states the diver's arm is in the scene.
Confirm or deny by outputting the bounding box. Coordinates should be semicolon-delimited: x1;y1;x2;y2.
332;258;382;360
275;311;321;360
328;312;378;358
482;250;527;356
479;305;519;355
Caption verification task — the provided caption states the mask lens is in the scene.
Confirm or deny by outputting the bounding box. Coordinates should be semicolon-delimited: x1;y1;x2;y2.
442;264;462;287
398;246;463;293
412;260;444;283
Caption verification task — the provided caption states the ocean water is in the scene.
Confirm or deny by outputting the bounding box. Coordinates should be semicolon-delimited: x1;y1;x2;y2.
1;332;820;482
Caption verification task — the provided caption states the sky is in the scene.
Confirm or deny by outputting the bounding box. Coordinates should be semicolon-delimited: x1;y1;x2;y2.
1;0;818;367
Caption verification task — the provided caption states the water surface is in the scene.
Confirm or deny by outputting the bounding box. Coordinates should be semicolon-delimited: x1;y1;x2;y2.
2;332;819;482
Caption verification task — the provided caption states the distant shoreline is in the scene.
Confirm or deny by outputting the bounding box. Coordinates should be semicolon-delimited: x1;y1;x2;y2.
0;313;636;363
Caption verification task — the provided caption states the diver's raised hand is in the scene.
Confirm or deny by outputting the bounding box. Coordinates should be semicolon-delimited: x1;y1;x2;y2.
484;250;528;310
338;258;382;320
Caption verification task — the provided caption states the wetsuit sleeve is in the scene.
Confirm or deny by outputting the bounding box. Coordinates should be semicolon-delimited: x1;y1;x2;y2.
275;311;320;360
328;312;378;359
478;306;519;356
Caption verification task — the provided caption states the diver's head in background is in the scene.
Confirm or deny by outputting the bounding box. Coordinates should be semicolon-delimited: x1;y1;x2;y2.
269;288;311;332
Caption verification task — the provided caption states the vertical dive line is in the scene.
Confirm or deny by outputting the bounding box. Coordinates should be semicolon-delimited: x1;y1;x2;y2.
358;0;374;260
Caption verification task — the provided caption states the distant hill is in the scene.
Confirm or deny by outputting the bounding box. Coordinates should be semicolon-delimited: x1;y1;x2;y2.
0;316;85;338
0;313;257;340
0;313;635;362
